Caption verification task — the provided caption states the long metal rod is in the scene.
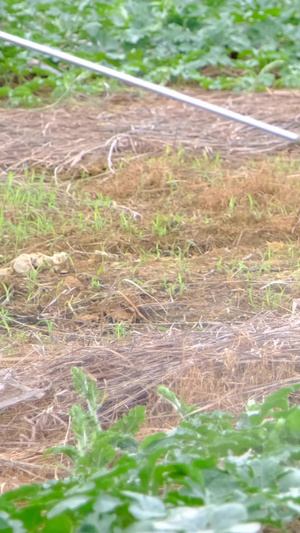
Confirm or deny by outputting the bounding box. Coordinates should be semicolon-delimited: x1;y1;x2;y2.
0;30;299;143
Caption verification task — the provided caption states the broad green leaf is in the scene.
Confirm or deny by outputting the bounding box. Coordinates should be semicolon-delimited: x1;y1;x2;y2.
285;407;300;432
123;492;166;520
0;511;26;533
66;481;95;495
47;495;90;518
138;450;162;493
260;384;300;419
233;457;281;489
78;513;116;533
93;494;122;514
43;514;74;533
210;503;247;529
154;506;210;531
229;524;261;533
1;483;40;503
140;433;166;451
278;468;300;491
111;406;146;436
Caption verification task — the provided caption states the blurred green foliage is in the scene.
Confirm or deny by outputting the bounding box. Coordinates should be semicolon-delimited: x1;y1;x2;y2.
1;0;300;104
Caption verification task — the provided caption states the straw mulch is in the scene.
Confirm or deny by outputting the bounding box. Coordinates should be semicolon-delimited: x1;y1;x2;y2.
1;89;300;181
1;311;300;484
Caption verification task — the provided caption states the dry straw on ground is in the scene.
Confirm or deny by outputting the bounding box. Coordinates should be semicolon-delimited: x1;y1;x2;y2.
1;89;300;181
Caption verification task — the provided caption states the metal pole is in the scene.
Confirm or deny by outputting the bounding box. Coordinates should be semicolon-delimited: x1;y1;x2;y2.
0;30;298;143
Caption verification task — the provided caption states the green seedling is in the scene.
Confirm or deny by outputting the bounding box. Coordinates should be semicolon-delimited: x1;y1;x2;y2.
229;195;236;214
263;285;287;310
217;256;223;272
113;322;128;339
94;205;105;231
152;212;168;237
167;171;178;192
119;212;142;236
0;308;14;337
26;268;41;302
0;282;11;306
90;277;101;289
162;272;186;298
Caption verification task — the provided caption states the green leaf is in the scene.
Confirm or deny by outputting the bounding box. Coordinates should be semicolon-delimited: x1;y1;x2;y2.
210;503;247;529
71;367;103;412
47;495;90;518
0;86;10;97
246;384;300;425
123;492;166;520
111;406;146;436
285;407;300;432
45;445;79;462
93;495;122;514
157;386;196;417
0;511;26;533
78;513;116;533
140;433;166;451
233;457;281;490
1;483;40;503
278;468;300;491
43;514;74;533
154;506;210;531
229;525;261;533
76;433;116;471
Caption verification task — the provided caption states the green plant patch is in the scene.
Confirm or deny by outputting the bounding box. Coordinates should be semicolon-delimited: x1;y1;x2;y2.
1;0;300;104
2;368;300;531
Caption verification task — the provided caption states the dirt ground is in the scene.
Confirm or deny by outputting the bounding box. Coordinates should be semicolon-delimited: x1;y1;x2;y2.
1;88;300;497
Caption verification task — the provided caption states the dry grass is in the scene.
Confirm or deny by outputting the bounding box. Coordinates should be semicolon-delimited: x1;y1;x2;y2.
1;88;300;491
1;89;300;179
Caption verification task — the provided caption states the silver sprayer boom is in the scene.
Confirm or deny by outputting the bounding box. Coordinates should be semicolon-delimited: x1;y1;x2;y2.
0;30;298;143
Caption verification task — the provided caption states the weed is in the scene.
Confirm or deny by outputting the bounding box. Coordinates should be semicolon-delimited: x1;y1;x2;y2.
216;257;223;272
229;195;236;214
263;285;288;310
247;193;254;213
162;272;186;299
246;193;261;218
152;212;183;237
90;277;101;289
0;308;14;337
26;269;41;302
167;171;178;193
119;213;142;236
45;319;55;339
248;286;255;309
155;243;162;258
152;212;168;237
0;282;11;306
113;322;128;339
94;205;105;231
0;171;59;250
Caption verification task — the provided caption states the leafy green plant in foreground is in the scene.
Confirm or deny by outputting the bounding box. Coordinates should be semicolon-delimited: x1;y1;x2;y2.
2;0;300;105
2;371;300;531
